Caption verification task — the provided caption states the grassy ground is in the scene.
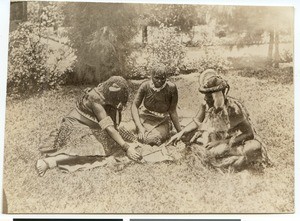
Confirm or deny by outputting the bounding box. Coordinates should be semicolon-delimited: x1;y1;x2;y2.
3;71;294;213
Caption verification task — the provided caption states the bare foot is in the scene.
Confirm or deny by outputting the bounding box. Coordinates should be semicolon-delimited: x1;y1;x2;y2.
36;159;49;177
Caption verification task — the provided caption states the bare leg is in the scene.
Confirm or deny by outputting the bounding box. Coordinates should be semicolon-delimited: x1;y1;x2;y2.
144;120;170;145
36;154;76;177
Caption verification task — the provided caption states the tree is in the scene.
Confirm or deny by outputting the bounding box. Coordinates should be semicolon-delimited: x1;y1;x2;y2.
62;2;139;83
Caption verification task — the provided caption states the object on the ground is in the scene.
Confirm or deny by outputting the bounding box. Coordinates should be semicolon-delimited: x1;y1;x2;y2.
119;125;186;163
137;144;173;163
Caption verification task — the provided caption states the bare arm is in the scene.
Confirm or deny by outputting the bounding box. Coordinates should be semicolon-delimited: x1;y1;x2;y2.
169;109;181;132
206;117;254;149
182;102;206;135
132;99;144;131
131;83;148;142
168;85;181;132
91;102;141;160
131;83;146;132
168;103;206;143
91;102;126;148
230;119;254;146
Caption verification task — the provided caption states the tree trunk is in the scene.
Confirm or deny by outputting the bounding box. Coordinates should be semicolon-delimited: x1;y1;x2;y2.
142;25;148;46
267;30;274;65
22;2;27;21
274;30;280;68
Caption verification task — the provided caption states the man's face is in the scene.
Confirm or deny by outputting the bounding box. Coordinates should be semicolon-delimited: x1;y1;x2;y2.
205;91;225;110
152;73;167;88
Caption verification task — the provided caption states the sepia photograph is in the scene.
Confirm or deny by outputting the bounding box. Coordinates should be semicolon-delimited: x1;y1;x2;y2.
2;0;294;214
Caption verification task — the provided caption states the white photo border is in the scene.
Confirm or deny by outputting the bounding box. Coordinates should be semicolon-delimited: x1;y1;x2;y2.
0;0;298;220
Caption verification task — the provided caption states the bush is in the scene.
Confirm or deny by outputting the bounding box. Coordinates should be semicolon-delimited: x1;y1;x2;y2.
124;53;148;80
182;48;231;74
145;26;186;76
7;21;75;97
280;49;293;63
28;2;64;29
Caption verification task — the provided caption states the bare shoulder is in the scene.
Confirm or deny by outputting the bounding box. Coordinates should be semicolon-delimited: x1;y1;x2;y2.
167;81;177;88
166;81;178;93
86;88;103;104
138;80;150;90
227;96;250;123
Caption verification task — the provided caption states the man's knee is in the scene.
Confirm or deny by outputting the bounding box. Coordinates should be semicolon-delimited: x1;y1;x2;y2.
144;131;164;146
242;139;262;162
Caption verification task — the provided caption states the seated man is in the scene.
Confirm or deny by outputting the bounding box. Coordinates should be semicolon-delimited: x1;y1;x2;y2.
169;69;265;171
131;64;182;146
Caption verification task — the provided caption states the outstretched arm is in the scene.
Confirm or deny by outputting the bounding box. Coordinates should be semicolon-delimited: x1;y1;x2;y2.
168;103;206;143
91;102;141;160
183;102;206;134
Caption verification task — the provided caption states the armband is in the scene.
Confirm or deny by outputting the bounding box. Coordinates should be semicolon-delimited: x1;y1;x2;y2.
99;116;114;130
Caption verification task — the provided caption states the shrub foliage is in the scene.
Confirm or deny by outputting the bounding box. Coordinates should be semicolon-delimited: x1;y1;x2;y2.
7;2;74;96
145;26;186;75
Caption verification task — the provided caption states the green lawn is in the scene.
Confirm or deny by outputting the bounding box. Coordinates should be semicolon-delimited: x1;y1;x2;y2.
3;71;294;213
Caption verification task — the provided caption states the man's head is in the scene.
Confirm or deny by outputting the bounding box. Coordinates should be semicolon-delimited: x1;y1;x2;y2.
150;64;167;89
198;69;229;110
100;76;129;109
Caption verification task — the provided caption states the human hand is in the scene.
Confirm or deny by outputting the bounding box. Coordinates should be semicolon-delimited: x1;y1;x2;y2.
168;131;184;145
190;131;202;143
126;143;142;161
138;126;146;142
205;140;221;150
205;139;228;150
